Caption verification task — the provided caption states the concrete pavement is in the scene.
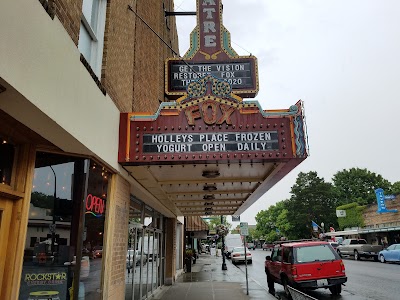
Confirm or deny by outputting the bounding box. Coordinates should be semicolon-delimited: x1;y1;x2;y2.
152;254;276;300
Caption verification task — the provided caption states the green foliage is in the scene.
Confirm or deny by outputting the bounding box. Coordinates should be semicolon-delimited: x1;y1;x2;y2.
185;249;194;257
336;202;366;230
392;181;400;195
246;227;258;241
336;202;359;210
332;168;391;206
255;200;288;242
275;209;293;236
285;171;339;239
206;216;232;232
253;168;395;241
30;191;54;209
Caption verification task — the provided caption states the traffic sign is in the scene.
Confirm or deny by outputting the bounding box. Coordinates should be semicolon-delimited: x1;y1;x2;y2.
240;222;248;236
232;215;240;222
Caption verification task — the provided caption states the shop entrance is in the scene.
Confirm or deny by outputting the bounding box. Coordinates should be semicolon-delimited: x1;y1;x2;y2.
125;199;165;300
0;198;13;293
126;225;164;300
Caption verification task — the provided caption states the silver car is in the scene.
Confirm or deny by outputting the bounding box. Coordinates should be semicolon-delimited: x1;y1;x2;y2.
231;246;252;265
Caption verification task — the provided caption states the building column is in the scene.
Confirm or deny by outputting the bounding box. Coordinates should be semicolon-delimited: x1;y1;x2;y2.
164;218;177;285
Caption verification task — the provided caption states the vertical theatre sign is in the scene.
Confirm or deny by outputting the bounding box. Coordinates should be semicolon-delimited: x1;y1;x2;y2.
118;0;309;216
166;0;258;99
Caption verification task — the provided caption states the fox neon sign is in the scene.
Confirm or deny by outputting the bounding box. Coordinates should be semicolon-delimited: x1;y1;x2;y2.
184;100;235;126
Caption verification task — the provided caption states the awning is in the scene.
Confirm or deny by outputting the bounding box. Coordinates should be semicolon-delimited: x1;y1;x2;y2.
185;216;209;232
325;229;360;237
359;226;400;234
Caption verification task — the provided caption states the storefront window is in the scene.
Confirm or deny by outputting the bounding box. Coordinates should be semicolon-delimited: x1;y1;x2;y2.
20;153;109;300
20;152;87;300
80;161;109;299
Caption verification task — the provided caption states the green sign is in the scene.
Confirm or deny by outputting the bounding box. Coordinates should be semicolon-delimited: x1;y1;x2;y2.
240;222;248;236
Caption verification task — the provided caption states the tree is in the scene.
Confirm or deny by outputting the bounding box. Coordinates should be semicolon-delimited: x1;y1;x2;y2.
255;200;289;242
285;171;339;239
392;181;400;195
242;227;265;242
332;168;392;206
206;216;232;232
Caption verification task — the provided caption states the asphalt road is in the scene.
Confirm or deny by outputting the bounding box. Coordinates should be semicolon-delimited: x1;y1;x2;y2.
231;249;400;300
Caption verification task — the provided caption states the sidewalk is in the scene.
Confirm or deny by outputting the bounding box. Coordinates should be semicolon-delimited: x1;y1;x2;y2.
152;254;276;300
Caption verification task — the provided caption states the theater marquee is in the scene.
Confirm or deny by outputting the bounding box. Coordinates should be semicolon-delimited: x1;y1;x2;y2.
119;76;307;164
118;0;309;217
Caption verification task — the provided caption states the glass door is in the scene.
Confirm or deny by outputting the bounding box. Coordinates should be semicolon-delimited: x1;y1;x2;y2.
126;224;145;300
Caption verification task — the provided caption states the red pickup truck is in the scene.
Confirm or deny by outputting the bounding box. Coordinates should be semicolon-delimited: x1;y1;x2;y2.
265;240;347;298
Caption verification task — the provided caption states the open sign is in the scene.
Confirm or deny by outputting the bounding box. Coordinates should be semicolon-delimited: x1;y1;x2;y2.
86;194;105;215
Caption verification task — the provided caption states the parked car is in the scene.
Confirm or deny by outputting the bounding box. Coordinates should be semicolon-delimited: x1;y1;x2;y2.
126;249;147;269
336;238;382;261
224;245;235;259
265;240;347;298
329;241;339;252
378;243;400;263
262;242;274;251
92;246;103;258
231;246;252;265
246;242;256;250
225;234;243;258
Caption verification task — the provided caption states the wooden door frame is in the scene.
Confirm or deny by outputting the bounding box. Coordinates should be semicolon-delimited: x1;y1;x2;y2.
0;144;36;300
0;199;13;293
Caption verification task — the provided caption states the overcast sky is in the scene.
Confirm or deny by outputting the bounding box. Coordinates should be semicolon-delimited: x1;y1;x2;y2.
174;0;400;225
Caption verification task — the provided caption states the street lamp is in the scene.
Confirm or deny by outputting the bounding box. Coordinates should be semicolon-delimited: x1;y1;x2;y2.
220;215;227;270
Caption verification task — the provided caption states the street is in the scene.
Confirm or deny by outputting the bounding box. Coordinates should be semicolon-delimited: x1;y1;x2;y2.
231;249;400;300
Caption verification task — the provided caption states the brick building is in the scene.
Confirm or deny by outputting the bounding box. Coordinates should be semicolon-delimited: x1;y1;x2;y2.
0;0;309;299
361;197;400;245
327;198;400;246
0;0;182;299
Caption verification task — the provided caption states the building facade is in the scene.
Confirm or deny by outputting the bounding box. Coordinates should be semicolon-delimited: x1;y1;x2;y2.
1;0;309;299
0;0;182;299
327;197;400;246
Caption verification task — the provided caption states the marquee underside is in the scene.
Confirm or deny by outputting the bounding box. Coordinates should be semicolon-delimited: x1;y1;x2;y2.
122;157;303;217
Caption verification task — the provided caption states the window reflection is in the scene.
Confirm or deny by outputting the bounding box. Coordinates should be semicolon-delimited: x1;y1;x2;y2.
20;153;86;300
20;153;109;300
125;198;165;300
80;161;109;299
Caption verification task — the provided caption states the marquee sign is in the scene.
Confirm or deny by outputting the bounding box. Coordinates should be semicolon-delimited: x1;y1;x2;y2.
165;0;258;99
142;131;279;153
119;76;307;164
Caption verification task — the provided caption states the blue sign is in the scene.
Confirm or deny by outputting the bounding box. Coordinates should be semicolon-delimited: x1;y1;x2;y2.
311;221;319;232
385;195;396;200
375;188;398;213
